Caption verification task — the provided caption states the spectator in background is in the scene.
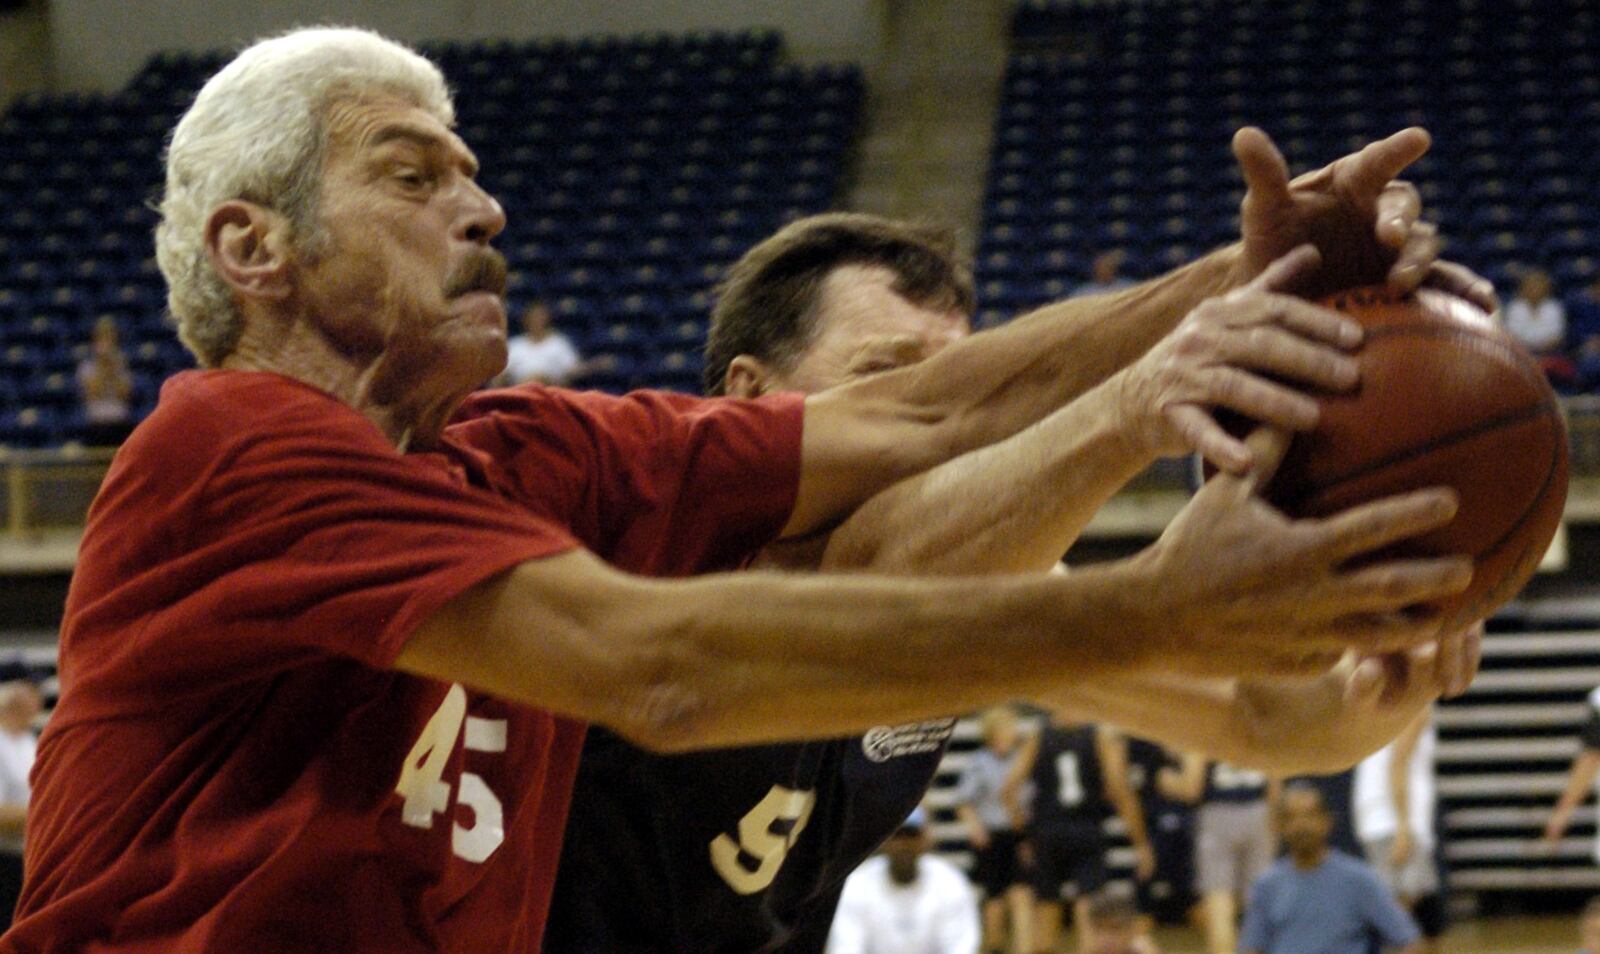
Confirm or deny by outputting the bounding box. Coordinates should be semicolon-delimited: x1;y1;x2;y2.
827;809;981;954
0;682;40;930
1505;269;1576;388
953;706;1034;954
1541;686;1600;861
1353;707;1444;953
1009;718;1154;954
1240;785;1422;954
1567;278;1600;389
76;315;133;446
1073;250;1133;297
501;299;609;386
1082;891;1160;954
1162;757;1278;954
1579;896;1600;954
1124;738;1199;933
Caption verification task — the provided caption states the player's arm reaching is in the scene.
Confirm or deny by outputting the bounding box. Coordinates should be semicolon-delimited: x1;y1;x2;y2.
782;127;1492;539
1098;726;1156;881
1543;689;1600;846
1386;708;1429;867
1158;754;1207;805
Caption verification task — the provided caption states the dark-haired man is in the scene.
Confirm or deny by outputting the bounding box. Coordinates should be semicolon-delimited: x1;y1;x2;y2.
545;127;1492;950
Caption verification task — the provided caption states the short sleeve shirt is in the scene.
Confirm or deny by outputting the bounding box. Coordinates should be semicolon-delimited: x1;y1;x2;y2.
1238;853;1420;954
8;372;803;953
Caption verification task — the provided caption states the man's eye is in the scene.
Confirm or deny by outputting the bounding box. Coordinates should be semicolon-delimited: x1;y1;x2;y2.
395;170;431;188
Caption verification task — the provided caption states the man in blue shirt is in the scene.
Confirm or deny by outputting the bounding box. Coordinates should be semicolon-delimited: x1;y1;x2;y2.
1241;785;1422;954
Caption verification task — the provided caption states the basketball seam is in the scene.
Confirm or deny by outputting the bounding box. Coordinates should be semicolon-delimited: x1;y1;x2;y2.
1307;403;1552;490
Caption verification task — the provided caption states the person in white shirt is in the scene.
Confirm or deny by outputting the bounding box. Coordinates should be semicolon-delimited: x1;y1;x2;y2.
0;681;41;930
1505;269;1567;356
1353;706;1441;952
828;809;981;954
502;300;591;386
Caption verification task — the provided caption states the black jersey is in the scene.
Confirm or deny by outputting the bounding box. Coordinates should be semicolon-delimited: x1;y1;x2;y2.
1029;724;1110;829
542;717;955;952
1202;760;1270;804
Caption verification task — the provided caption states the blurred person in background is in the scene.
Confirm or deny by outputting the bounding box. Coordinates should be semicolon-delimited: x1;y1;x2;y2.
1162;757;1278;954
1240;785;1422;954
1353;706;1444;953
1505;269;1576;388
826;809;981;954
1541;686;1600;861
954;706;1035;954
1081;891;1159;954
500;298;610;386
1123;738;1199;935
1072;250;1133;298
0;682;40;931
1008;717;1153;954
76;315;133;446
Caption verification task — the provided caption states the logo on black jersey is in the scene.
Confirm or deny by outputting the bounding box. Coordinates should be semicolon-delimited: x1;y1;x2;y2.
861;718;957;763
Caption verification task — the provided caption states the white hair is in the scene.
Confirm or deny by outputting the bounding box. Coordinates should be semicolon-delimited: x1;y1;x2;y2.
155;27;454;367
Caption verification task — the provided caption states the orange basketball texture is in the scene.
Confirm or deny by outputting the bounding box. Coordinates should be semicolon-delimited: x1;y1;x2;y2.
1262;285;1569;629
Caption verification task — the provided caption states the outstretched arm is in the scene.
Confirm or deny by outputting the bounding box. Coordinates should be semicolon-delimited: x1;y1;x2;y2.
1099;727;1156;880
783;127;1469;539
1543;748;1600;844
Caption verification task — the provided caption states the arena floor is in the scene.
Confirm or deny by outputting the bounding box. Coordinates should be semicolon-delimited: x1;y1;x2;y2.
1145;915;1576;953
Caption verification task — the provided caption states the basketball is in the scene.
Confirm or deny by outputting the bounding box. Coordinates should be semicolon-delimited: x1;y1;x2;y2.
1262;285;1570;629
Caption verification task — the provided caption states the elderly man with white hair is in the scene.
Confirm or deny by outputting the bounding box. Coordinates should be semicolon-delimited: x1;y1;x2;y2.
6;27;1481;952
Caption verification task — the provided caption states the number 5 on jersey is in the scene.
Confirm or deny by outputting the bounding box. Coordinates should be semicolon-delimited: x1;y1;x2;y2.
710;785;817;895
396;683;508;863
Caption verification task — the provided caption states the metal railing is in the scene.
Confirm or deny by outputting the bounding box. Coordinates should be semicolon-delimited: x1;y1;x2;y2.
0;447;115;538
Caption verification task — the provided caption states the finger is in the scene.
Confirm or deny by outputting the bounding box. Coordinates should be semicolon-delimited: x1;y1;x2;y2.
1167;404;1253;474
1329;558;1474;614
1252;648;1348;680
1387;219;1440;292
1448;621;1485;697
1425;261;1500;314
1386;641;1441;706
1234;126;1293;209
1373;181;1422;250
1343;654;1387;707
1215;324;1360;392
1242;244;1323;296
1236;425;1293;492
1433;627;1465;698
1228;292;1363;349
1343;127;1432;197
1316;487;1461;560
1322;609;1452;654
1200;368;1321;432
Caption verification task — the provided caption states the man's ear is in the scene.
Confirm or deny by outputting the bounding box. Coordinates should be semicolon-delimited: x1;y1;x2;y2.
204;200;294;302
724;354;777;398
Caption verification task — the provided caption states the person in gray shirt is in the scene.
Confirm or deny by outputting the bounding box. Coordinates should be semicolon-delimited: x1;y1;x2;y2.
954;706;1034;954
1241;784;1422;954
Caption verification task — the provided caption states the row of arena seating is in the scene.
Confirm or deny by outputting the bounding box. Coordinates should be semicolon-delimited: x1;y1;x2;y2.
974;0;1600;328
0;31;863;446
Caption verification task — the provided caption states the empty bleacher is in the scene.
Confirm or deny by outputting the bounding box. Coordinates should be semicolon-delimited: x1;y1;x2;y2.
0;31;864;447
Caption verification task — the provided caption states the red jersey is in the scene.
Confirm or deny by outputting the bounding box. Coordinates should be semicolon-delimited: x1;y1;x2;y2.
7;371;802;952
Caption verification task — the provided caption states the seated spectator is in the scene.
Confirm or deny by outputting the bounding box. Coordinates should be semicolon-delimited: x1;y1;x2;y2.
1239;785;1422;954
0;681;40;932
76;316;134;445
1580;896;1600;954
501;300;609;386
952;705;1033;954
827;809;981;954
1505;269;1576;388
1567;279;1600;389
1073;250;1134;297
1083;891;1160;954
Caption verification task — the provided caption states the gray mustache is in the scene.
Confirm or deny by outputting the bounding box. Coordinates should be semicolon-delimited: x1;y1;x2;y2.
446;249;508;299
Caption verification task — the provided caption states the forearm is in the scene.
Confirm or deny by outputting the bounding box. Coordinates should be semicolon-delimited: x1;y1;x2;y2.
1049;673;1257;767
789;246;1241;535
1553;751;1600;817
401;550;1157;753
820;381;1148;574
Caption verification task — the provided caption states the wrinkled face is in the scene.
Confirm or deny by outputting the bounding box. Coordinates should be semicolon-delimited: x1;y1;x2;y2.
771;264;970;394
295;95;508;400
1278;789;1331;855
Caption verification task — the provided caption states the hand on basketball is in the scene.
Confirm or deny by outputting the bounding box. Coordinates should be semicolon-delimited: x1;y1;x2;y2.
1145;427;1473;680
1235;126;1457;301
1114;245;1361;474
